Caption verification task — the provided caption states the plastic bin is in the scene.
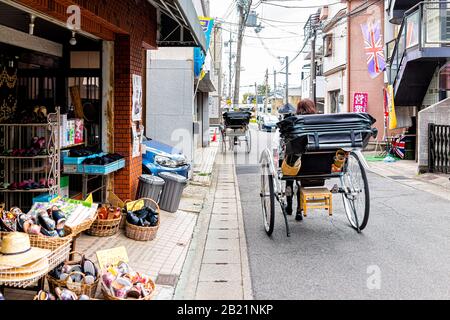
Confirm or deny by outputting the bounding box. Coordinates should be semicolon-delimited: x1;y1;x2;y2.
158;172;188;213
136;175;165;203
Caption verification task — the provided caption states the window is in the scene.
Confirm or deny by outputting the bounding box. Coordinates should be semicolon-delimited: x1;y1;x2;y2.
323;34;333;57
329;90;340;113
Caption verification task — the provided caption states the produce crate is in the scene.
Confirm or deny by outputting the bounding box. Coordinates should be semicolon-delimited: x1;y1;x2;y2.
63;153;104;165
63;164;84;174
82;159;125;175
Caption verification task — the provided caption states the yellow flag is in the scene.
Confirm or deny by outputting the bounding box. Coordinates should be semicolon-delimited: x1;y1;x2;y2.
387;85;397;129
199;69;206;81
85;193;93;204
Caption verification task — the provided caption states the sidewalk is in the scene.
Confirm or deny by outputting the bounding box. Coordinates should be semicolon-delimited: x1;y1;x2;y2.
2;144;219;300
366;153;450;201
191;144;219;186
174;152;253;300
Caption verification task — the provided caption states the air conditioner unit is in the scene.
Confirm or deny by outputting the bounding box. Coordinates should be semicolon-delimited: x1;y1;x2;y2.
320;6;329;20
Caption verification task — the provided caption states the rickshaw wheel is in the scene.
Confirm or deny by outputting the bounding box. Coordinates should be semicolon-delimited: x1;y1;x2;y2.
220;130;226;153
246;130;252;153
341;152;370;232
260;163;275;235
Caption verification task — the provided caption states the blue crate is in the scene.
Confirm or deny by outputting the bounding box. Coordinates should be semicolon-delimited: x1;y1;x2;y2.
32;193;58;204
63;153;105;165
83;159;126;175
63;164;85;174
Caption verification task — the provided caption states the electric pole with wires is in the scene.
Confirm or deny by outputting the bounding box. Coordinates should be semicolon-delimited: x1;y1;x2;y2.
233;0;253;109
264;68;269;114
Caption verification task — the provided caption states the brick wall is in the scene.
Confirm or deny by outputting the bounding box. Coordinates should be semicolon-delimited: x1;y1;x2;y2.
18;0;157;200
348;0;385;139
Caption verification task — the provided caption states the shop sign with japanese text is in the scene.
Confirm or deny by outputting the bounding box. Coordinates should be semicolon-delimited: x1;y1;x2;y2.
353;92;368;113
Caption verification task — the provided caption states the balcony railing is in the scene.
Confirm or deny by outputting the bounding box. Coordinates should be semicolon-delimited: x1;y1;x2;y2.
388;1;450;85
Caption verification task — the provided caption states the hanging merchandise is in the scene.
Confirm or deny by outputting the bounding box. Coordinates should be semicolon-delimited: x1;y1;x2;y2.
0;57;18;123
360;20;386;79
194;17;215;79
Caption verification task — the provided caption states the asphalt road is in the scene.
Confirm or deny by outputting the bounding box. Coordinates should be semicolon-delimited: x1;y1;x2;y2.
235;126;450;300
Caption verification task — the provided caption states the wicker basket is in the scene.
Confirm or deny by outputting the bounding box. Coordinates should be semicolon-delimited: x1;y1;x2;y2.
120;200;132;230
0;230;72;288
47;252;100;298
100;280;155;300
86;215;122;237
124;198;160;242
66;212;98;237
28;228;73;271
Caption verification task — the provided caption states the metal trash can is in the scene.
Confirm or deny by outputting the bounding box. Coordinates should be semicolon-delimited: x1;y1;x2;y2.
136;175;165;203
158;172;188;213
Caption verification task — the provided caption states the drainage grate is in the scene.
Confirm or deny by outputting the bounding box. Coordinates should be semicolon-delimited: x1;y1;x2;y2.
236;165;260;175
156;274;179;287
388;176;411;180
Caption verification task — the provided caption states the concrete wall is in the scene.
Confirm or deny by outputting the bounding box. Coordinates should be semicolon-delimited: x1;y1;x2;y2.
417;97;450;171
146;53;195;162
322;3;348;74
324;70;347;113
202;93;210;147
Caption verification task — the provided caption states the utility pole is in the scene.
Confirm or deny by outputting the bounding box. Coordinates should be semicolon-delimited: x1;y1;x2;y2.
254;82;258;112
310;29;317;106
233;0;252;109
228;28;233;102
285;56;289;105
265;69;269;114
273;69;276;101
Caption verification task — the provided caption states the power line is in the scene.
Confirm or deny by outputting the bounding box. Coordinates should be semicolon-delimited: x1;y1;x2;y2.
261;1;342;9
260;20;302;35
220;26;303;39
258;16;307;24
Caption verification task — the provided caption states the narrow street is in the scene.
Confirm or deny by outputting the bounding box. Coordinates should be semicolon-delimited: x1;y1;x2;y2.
235;126;450;300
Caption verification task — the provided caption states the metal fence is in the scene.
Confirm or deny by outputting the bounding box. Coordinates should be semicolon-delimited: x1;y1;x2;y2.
429;123;450;173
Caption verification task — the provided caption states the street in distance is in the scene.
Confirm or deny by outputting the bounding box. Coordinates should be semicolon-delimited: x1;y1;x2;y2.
177;304;274;318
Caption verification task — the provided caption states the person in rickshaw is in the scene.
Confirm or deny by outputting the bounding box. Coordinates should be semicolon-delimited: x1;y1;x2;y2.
281;99;317;221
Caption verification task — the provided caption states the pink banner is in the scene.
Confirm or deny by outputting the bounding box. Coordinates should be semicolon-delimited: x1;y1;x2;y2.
353;92;368;113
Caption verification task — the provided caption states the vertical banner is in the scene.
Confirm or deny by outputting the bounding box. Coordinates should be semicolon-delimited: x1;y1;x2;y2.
353;92;368;112
132;74;142;122
194;17;215;78
386;85;397;129
383;87;389;135
360;20;386;79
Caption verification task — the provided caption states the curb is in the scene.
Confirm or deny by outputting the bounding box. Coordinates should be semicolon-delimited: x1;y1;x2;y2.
173;162;218;299
233;158;254;300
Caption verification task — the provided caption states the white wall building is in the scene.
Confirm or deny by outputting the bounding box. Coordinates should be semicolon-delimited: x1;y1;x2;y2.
321;1;348;114
146;0;216;163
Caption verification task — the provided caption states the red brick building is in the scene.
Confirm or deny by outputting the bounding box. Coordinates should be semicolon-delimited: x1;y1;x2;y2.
0;0;205;206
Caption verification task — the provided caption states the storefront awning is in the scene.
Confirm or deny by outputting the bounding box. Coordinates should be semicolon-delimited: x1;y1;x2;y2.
196;71;216;93
148;0;207;53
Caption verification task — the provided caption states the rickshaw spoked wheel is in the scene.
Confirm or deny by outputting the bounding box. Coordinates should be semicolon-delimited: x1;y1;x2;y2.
341;152;370;232
245;129;252;154
260;162;275;235
220;130;227;153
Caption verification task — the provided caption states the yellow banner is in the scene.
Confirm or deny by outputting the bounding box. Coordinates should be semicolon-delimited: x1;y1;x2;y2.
387;85;397;129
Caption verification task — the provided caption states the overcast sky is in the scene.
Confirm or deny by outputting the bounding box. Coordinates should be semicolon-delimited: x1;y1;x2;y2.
210;0;332;97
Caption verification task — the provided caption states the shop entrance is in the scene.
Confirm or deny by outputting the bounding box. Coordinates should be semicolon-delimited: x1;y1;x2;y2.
0;2;106;211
